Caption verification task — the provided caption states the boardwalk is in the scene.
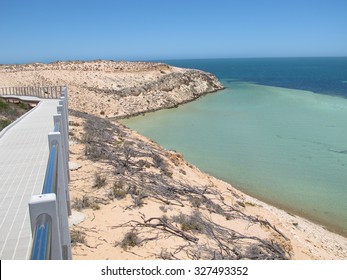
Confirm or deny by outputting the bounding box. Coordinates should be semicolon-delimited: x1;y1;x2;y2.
0;98;59;259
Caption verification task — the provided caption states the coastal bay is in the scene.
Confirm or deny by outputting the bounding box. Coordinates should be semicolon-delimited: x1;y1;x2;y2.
1;60;346;259
122;81;347;236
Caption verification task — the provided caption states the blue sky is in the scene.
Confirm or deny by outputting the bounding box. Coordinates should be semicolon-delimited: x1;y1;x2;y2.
0;0;347;63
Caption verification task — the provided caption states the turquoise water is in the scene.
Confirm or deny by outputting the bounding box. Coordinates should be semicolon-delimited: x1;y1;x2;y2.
122;59;347;236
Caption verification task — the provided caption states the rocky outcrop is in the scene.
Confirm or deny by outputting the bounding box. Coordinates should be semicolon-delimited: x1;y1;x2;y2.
0;60;224;118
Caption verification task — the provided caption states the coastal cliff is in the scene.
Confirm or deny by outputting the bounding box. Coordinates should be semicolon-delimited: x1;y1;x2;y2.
0;60;224;118
1;61;346;260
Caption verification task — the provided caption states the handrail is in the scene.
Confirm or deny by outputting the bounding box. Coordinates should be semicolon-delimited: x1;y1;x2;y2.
30;214;52;260
0;86;63;99
27;86;71;260
41;143;58;195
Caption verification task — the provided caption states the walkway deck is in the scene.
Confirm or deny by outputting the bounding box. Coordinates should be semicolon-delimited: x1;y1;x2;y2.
0;98;59;259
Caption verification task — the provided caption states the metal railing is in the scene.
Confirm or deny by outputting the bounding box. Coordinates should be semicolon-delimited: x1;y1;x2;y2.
28;86;72;260
0;86;63;99
30;214;52;260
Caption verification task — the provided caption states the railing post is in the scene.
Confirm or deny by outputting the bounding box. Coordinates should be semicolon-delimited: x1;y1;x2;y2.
54;114;71;218
56;105;69;158
62;87;69;112
58;98;70;160
48;132;72;260
61;87;69;145
53;114;69;183
29;193;63;260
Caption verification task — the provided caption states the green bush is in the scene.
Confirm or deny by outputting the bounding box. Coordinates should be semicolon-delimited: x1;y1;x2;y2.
0;119;11;130
0;99;9;109
173;212;205;233
120;231;139;249
70;229;86;246
93;173;107;188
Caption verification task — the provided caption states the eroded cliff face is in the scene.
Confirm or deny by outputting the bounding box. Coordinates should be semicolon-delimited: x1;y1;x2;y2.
0;60;224;118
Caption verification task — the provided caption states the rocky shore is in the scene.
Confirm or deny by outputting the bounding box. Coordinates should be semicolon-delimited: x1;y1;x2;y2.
1;60;346;260
0;60;224;118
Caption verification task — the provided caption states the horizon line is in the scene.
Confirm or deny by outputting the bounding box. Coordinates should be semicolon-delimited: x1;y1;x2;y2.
1;55;347;65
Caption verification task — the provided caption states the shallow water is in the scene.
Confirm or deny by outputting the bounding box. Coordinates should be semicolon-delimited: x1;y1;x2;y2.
122;81;347;235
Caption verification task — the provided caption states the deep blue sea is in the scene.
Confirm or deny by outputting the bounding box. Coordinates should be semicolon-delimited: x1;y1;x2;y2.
123;57;347;236
164;57;347;98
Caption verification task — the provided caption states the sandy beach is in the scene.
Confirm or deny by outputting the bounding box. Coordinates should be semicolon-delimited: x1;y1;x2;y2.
1;60;347;259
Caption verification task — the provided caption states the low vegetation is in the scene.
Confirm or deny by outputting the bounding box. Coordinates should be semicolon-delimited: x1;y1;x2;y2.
92;173;107;188
119;231;139;249
0;97;34;131
71;195;100;211
70;229;87;246
69;110;292;260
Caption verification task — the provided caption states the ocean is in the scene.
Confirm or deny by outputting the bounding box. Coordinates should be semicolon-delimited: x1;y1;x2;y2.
121;58;347;236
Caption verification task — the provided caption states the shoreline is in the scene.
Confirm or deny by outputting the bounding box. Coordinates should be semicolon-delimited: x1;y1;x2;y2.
125;124;347;241
112;87;224;121
118;93;347;238
228;180;347;239
121;80;347;240
67;114;347;259
179;153;347;239
1;60;347;259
